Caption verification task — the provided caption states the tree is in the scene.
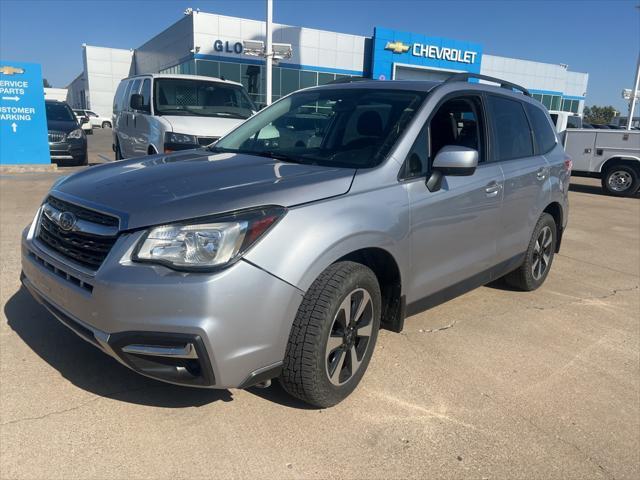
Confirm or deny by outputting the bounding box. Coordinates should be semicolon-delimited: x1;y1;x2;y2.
583;105;617;125
42;78;52;88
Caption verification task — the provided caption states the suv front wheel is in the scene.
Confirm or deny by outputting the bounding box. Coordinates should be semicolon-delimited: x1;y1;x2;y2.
280;261;381;408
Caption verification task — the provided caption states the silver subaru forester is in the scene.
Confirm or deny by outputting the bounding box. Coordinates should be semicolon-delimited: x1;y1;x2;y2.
21;74;570;407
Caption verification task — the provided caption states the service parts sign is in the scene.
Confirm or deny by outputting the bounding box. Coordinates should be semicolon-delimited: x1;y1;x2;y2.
0;61;50;164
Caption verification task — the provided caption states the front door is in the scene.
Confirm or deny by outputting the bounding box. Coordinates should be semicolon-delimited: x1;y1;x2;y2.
402;94;504;307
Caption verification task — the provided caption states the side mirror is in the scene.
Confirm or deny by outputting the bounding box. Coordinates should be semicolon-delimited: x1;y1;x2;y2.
80;117;89;125
426;145;478;192
130;93;148;112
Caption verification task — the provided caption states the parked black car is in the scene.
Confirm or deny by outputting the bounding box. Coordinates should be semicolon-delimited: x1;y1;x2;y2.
45;100;88;166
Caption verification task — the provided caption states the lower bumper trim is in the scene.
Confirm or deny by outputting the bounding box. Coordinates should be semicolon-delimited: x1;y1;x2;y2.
21;271;216;388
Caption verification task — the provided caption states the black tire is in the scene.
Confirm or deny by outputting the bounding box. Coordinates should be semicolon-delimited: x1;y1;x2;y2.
86;129;93;135
115;140;123;160
601;165;639;197
73;153;88;167
102;121;112;129
280;261;381;408
504;213;557;291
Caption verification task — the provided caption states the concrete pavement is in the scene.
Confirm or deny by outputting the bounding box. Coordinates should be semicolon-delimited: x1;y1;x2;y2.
0;151;638;479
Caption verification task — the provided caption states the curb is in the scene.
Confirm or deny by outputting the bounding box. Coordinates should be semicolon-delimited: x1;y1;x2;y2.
0;164;58;174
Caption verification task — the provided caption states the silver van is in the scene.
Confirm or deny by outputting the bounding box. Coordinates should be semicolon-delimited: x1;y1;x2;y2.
22;74;570;407
112;74;256;159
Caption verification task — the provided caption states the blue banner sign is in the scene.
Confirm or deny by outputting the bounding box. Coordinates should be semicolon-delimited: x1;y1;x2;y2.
0;61;50;165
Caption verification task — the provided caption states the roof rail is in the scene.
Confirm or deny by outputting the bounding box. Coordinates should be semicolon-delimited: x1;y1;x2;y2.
327;76;371;85
444;73;531;97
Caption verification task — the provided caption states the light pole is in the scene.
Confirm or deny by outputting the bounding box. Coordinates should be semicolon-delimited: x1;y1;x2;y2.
242;0;291;107
265;0;273;106
627;53;640;130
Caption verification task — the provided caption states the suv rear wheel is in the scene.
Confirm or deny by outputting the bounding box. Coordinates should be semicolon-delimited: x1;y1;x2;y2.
504;213;556;291
280;261;381;408
602;165;639;197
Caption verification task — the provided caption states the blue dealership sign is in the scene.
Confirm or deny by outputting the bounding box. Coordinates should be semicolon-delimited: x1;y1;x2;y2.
371;27;483;81
0;61;50;165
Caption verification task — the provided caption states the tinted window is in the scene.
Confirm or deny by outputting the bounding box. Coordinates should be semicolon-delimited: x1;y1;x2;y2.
566;116;582;129
119;81;133;111
525;103;556;154
488;96;533;161
113;81;126;111
153;78;254;119
128;79;142;109
402;95;485;179
140;79;151;110
46;103;76;122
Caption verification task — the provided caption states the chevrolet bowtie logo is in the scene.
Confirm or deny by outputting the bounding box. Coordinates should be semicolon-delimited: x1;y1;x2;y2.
384;41;410;54
0;65;25;75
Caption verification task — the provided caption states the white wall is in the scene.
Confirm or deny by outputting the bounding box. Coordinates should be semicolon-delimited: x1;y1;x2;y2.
83;45;133;118
193;12;366;74
134;15;194;74
481;54;588;99
44;88;68;102
66;73;87;109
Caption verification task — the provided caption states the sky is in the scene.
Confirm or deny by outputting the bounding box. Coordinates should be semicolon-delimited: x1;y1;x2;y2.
1;0;638;112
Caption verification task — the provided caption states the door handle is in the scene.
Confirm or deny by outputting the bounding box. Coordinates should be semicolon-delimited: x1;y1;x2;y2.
485;182;501;197
536;168;547;181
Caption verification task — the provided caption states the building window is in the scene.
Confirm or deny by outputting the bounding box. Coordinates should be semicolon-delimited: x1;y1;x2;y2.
219;62;241;83
561;99;580;113
281;68;300;96
183;58;352;103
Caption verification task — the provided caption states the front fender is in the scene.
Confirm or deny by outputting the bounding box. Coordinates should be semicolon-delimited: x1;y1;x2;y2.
244;184;411;293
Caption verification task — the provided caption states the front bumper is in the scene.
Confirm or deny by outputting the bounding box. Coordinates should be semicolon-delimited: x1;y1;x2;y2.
49;140;87;162
21;216;304;389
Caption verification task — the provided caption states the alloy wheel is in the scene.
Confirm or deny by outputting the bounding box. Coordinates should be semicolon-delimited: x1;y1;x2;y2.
325;288;374;386
532;225;553;281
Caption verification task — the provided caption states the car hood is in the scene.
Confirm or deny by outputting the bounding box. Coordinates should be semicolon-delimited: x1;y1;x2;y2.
47;120;78;133
51;150;355;230
163;115;248;138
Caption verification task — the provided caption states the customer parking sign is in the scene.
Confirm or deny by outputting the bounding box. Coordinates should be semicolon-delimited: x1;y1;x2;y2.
0;61;50;165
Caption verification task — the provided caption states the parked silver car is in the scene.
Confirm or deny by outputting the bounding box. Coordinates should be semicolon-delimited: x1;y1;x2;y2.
21;74;570;407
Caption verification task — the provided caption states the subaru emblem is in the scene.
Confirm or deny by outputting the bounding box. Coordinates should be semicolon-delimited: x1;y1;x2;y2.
58;211;77;231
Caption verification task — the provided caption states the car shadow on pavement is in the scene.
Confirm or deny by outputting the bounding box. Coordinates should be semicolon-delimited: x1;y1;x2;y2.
569;181;639;198
5;287;233;408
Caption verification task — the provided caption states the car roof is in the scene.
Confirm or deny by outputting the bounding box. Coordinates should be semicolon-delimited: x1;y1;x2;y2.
122;73;242;87
305;78;542;107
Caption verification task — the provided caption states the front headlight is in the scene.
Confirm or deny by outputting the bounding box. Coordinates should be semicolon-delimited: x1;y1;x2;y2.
67;128;85;139
165;132;197;144
133;206;286;271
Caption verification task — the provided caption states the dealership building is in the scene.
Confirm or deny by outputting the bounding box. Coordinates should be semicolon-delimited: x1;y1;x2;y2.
67;10;589;119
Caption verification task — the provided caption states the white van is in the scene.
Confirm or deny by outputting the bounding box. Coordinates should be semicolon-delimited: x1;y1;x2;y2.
112;74;256;159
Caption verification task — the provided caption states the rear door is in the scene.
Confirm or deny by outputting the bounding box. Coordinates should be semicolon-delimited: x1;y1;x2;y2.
130;78;153;156
487;95;549;263
121;78;141;158
404;93;504;306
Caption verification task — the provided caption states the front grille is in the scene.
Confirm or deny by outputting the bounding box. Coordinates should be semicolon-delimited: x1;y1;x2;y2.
46;196;118;227
197;136;219;146
48;131;66;143
37;197;119;270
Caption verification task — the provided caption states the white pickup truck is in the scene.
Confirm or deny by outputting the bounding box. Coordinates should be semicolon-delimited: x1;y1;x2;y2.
564;129;640;196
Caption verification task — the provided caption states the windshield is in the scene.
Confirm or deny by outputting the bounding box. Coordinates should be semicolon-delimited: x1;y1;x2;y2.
212;88;427;168
46;103;76;122
153;78;255;119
